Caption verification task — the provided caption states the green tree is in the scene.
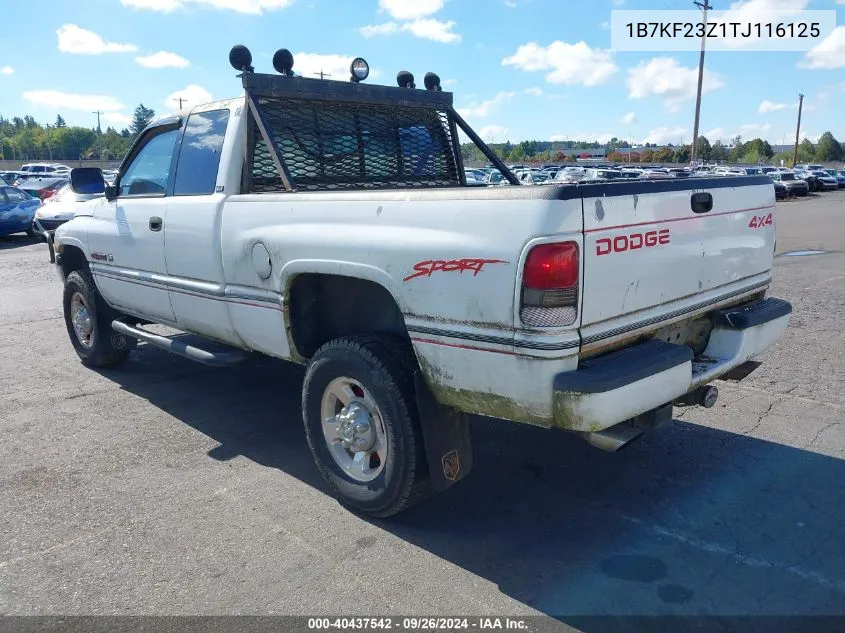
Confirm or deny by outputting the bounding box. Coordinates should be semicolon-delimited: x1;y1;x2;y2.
654;147;674;163
710;140;727;162
130;104;156;137
695;136;712;161
814;132;843;162
673;145;691;163
54;115;66;128
798;138;816;163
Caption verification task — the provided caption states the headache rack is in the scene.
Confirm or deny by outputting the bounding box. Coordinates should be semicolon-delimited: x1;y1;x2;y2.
241;72;515;193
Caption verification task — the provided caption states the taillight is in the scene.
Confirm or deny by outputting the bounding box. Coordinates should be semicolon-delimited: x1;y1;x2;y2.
40;189;54;200
521;241;579;327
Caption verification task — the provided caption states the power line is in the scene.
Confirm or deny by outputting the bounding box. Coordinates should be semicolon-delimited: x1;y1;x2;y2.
313;70;332;79
690;0;712;165
173;97;188;110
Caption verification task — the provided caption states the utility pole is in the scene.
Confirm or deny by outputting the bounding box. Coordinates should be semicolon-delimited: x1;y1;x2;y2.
690;0;712;165
313;70;331;79
92;110;103;162
792;93;804;168
173;97;188;110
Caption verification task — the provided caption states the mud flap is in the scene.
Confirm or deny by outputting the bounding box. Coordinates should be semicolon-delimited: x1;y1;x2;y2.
414;372;473;492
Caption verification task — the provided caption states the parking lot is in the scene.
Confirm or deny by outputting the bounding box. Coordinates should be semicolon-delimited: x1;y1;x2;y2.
1;192;844;622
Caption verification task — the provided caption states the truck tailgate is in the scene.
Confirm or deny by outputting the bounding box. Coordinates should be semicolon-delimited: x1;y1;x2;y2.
579;176;776;333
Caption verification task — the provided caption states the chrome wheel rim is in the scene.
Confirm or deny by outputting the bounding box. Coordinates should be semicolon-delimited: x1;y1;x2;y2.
70;292;94;349
320;377;388;483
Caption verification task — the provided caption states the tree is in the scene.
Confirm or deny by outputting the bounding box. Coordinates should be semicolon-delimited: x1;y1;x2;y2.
797;138;816;164
696;136;712;161
640;148;655;163
54;115;66;128
607;151;626;163
654;147;674;163
130;104;156;137
673;145;691;163
814;132;843;162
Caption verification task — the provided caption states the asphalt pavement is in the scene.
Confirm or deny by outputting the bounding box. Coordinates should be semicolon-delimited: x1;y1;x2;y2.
1;193;844;627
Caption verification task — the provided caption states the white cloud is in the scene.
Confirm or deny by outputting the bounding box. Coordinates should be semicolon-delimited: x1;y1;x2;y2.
57;24;138;54
627;57;724;112
120;0;294;13
1;66;13;75
23;90;124;112
442;78;457;86
524;87;543;96
801;26;845;69
120;0;180;10
378;0;444;20
599;21;609;30
401;19;460;43
136;51;191;68
704;127;727;141
291;54;382;82
359;22;398;37
164;84;213;112
458;91;516;118
479;125;509;140
104;112;133;126
641;126;687;145
621;112;636;124
502;41;617;87
759;100;787;113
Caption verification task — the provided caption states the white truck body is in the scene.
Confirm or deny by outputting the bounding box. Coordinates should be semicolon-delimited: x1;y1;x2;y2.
48;63;791;514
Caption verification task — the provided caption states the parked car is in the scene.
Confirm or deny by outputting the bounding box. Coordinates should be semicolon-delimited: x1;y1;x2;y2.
796;164;824;172
17;176;68;201
0;186;41;237
19;162;71;176
48;54;791;517
33;183;104;234
823;169;845;189
0;171;25;184
808;170;838;191
769;171;809;196
484;170;504;185
772;180;788;200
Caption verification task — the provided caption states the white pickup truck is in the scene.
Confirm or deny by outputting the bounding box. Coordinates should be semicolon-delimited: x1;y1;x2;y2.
47;47;791;517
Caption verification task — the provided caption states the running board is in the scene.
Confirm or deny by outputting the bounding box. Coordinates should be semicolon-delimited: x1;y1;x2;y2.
111;321;248;368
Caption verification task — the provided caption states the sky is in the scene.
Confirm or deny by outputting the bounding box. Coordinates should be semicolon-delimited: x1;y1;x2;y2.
0;0;843;147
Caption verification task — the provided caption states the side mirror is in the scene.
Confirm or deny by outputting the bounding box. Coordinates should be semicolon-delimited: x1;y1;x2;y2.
69;167;106;195
105;185;118;202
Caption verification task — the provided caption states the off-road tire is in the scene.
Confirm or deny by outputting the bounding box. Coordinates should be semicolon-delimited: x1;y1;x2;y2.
63;269;135;367
302;334;431;518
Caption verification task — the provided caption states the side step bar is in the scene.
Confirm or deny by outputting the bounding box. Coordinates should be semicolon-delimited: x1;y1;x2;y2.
111;321;248;368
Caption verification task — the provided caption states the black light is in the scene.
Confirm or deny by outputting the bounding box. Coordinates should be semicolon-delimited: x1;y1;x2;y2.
424;72;442;91
229;44;254;73
396;70;415;89
350;57;369;83
273;48;295;76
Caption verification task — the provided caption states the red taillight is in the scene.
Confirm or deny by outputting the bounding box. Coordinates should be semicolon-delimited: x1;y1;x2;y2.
40;189;55;201
523;242;579;290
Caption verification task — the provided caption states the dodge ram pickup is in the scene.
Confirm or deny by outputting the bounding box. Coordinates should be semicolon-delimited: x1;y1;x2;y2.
46;46;792;517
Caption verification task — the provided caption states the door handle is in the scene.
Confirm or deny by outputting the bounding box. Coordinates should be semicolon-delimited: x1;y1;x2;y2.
149;216;163;232
691;192;713;214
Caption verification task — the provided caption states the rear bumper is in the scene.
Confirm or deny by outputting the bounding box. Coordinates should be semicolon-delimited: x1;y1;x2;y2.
553;298;791;432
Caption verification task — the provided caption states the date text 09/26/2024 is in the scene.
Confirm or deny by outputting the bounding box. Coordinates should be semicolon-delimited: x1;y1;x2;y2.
307;618;528;630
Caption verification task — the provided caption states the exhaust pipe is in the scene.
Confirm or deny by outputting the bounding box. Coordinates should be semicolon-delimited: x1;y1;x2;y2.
675;385;719;409
583;421;643;453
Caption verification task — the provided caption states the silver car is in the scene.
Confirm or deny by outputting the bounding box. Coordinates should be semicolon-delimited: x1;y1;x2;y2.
769;171;809;196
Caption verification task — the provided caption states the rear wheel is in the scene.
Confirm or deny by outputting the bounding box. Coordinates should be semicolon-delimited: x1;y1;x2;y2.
63;269;135;367
302;335;430;517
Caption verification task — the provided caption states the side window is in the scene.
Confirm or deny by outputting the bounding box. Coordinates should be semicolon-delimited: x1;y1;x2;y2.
5;188;26;202
119;128;180;197
173;109;230;196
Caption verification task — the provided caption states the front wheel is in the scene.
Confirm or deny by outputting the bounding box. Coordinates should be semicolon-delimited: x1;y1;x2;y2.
302;335;430;517
63;269;135;367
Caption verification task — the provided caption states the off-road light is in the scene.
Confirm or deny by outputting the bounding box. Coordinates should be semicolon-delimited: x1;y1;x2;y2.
397;70;415;89
350;57;369;82
424;72;442;91
273;49;295;76
229;44;254;73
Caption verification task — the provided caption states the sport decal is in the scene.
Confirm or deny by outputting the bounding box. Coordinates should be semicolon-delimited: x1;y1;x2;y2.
749;213;773;229
404;258;508;282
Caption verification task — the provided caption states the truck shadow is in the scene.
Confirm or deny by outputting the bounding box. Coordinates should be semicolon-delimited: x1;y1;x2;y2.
101;344;845;627
0;234;42;250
